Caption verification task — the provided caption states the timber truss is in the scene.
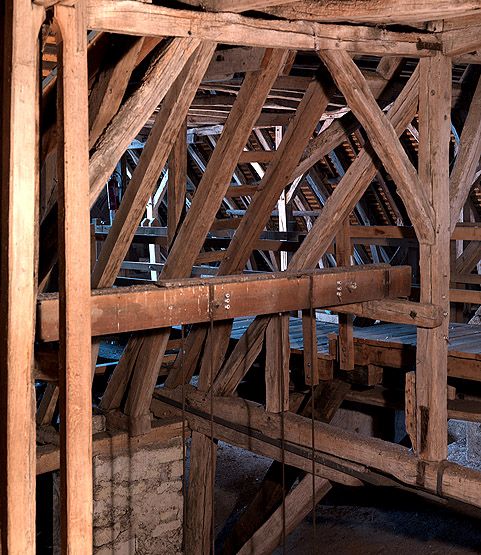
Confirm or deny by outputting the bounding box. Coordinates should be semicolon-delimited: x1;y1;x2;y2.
3;0;481;553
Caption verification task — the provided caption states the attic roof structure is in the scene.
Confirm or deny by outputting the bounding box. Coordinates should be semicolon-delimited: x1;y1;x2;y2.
3;0;481;553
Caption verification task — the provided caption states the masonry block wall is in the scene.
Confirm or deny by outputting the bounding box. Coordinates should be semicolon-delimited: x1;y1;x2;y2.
54;427;184;554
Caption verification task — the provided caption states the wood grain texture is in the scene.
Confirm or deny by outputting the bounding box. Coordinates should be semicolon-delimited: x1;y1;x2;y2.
319;49;435;244
89;37;200;206
55;1;93;552
0;1;42;552
87;0;442;56
416;53;451;461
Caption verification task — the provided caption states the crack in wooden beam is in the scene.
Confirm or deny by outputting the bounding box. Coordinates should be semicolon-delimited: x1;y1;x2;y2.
87;0;442;57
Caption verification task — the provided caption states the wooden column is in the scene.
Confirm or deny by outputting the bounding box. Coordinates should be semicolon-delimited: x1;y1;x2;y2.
265;314;290;412
168;119;187;248
55;1;93;551
336;218;354;370
0;1;42;552
416;53;451;461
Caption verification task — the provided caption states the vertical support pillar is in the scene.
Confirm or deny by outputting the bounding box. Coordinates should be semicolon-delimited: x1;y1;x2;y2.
265;314;290;412
416;53;451;461
168;119;187;249
55;1;93;552
0;1;41;552
336;217;354;370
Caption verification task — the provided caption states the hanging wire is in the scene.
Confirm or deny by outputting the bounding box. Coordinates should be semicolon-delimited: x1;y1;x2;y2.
180;324;187;548
279;312;287;554
209;284;216;555
309;275;317;549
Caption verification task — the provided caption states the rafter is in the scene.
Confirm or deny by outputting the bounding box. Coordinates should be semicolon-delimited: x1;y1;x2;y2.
89;37;201;206
450;74;481;231
318;49;435;244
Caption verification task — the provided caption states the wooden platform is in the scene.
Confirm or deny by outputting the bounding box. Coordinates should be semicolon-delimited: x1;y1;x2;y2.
231;318;481;381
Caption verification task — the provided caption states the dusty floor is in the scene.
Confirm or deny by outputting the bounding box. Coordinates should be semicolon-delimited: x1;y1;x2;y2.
213;432;481;555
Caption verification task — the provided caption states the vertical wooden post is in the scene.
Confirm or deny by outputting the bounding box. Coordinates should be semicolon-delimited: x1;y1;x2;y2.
265;314;290;412
302;309;319;385
168;119;187;248
55;1;93;552
336;218;355;370
416;53;451;461
0;1;41;552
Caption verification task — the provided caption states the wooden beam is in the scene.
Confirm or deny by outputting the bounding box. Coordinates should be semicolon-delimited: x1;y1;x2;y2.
265;314;290;412
87;0;442;56
0;1;42;552
156;386;481;508
416;53;451;461
220;75;331;273
302;309;319;385
88;36;143;148
289;66;420;270
443;24;481;57
237;474;331;555
203;66;417;388
91;42;216;289
55;2;93;552
168;119;187;248
37;265;411;342
151;392;362;487
450;75;481;231
183;0;297;12
265;0;481;24
332;299;444;329
89;37;201;207
318;49;435;244
336;218;354;370
118;48;288;426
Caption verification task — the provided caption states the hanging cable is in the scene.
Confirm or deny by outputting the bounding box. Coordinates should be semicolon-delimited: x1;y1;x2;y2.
309;275;317;550
180;324;187;549
279;312;287;554
209;284;216;555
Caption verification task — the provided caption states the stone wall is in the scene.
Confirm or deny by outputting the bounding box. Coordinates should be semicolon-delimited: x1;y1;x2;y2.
54;420;184;554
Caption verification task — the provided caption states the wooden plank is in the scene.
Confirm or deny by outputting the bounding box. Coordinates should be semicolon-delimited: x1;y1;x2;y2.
416;53;451;461
87;0;442;56
237;474;331;555
450;75;481;231
0;1;42;552
265;314;290;412
238;150;275;164
318;49;435;244
168;119;187;248
55;2;93;552
89;37;201;207
38;265;411;342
